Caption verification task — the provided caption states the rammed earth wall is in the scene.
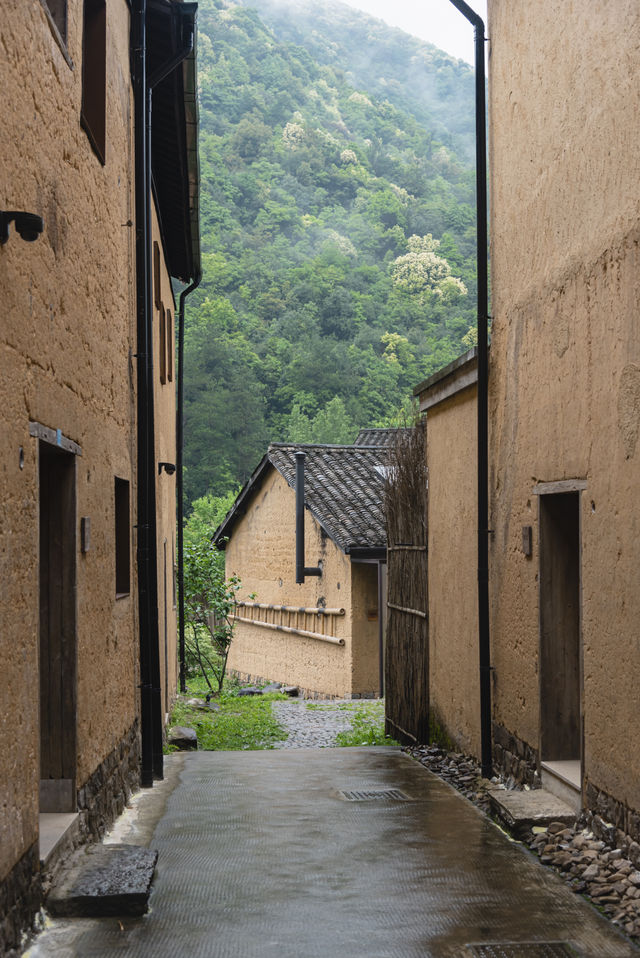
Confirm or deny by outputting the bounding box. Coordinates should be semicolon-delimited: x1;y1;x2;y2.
488;0;640;826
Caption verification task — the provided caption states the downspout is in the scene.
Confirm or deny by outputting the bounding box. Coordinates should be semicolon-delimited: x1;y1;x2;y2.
132;0;155;789
295;452;322;584
132;1;197;784
177;270;201;694
445;1;492;778
145;5;196;779
377;559;384;697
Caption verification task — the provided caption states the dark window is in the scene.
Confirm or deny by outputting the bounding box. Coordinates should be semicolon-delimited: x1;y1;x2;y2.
159;306;167;384
81;0;106;164
43;0;68;45
167;309;173;382
172;536;177;608
115;477;130;597
154;242;162;308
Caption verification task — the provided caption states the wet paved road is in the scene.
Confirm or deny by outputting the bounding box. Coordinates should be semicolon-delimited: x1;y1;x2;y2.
27;748;637;957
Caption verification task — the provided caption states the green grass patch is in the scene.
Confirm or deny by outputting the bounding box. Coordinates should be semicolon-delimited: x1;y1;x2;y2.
168;674;288;751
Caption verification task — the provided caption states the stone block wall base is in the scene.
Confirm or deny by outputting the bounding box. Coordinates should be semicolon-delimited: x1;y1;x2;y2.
584;781;640;852
0;842;41;956
492;722;539;788
77;720;141;845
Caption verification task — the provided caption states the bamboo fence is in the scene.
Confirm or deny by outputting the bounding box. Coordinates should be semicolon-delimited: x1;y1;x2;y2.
384;421;429;744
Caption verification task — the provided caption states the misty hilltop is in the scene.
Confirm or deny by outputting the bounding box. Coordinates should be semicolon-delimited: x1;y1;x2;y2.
184;0;478;505
236;0;476;159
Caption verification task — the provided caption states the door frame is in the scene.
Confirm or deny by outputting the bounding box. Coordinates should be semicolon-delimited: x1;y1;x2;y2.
534;478;585;799
34;422;81;813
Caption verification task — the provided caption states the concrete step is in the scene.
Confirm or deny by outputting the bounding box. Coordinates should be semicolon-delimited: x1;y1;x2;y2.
46;843;158;917
39;812;81;869
541;761;582;814
488;786;577;837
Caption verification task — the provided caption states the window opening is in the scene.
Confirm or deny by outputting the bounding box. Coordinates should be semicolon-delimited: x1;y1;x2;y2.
81;0;106;164
172;535;177;609
159;305;167;384
153;242;161;308
115;477;130;597
167;309;173;382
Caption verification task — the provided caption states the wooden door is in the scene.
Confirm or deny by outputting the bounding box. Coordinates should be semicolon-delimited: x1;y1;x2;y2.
39;443;77;812
539;491;581;763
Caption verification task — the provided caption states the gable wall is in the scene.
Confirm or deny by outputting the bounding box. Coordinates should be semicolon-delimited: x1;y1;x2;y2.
224;469;355;697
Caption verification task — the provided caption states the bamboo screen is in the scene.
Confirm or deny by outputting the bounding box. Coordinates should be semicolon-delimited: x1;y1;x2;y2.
384;422;429;744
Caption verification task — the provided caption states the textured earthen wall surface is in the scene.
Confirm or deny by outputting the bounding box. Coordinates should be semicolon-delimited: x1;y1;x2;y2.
0;0;139;883
426;387;480;757
152;204;178;720
488;1;640;809
224;469;365;698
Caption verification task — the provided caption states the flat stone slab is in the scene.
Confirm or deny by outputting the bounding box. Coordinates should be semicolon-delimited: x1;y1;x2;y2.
489;787;577;831
47;844;158;917
168;725;197;749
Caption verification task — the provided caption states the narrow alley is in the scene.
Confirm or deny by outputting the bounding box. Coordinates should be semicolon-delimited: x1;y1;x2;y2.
26;704;637;958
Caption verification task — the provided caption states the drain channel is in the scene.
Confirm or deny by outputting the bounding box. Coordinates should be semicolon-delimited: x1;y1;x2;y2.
338;788;410;802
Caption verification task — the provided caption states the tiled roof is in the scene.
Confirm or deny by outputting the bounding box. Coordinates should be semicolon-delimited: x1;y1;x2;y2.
354;428;410;446
268;444;388;553
214;440;395;554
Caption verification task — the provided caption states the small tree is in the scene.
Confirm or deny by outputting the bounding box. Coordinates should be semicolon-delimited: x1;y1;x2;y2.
182;490;242;695
183;538;241;695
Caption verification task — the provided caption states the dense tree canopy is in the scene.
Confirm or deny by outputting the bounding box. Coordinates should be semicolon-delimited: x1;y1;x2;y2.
183;0;478;508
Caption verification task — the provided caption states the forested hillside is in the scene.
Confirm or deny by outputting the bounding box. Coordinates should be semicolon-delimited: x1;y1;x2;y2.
184;0;477;506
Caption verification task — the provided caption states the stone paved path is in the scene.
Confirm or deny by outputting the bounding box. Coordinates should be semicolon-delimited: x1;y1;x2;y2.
271;699;357;747
26;749;636;957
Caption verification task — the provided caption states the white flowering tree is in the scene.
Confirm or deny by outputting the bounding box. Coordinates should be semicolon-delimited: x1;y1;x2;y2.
391;234;467;301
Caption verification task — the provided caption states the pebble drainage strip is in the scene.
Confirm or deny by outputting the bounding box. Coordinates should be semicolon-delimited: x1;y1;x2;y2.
338;788;410;801
465;944;578;957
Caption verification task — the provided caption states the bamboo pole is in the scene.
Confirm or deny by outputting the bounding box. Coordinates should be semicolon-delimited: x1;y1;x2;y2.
236;601;345;616
232;615;345;646
387;602;428;620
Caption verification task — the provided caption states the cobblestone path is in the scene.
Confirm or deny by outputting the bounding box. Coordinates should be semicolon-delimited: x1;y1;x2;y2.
271;700;357;747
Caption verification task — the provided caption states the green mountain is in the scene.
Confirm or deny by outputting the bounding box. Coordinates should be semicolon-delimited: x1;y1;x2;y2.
183;0;478;507
236;0;476;158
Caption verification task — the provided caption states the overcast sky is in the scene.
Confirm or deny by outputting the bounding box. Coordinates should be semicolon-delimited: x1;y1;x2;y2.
338;0;488;64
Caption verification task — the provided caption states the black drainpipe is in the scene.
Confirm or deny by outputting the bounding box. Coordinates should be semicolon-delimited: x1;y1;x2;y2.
445;0;492;778
177;270;201;694
147;7;197;701
133;1;196;784
295;452;322;584
377;559;384;697
132;0;155;789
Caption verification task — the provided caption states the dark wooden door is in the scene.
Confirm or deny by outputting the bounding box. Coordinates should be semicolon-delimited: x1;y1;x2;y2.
539;491;581;762
39;443;77;812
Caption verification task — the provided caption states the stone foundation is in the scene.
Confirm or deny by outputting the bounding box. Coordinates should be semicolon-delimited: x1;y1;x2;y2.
228;669;380;700
77;720;141;843
0;843;41;957
584;780;640;850
492;723;540;788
